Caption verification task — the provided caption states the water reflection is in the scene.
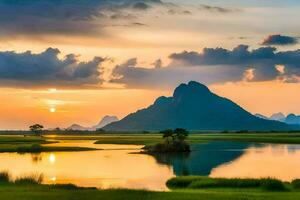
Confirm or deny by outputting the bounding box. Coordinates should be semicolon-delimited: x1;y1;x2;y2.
0;141;300;191
31;153;42;163
150;142;252;176
0;142;173;191
210;144;300;181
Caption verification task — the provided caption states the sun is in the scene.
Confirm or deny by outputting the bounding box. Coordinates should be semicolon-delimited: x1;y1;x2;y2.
49;108;56;113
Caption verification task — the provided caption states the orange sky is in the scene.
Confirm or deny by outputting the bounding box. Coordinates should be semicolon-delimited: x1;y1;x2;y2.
0;1;300;129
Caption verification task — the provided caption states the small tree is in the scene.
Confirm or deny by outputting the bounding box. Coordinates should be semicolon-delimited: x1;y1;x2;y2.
174;128;189;142
29;124;44;136
161;129;174;144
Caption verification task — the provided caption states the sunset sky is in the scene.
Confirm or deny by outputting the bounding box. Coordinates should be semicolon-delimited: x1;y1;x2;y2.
1;0;300;130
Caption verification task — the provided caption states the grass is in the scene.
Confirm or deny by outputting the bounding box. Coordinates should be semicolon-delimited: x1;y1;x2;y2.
2;133;300;153
167;176;287;191
1;172;300;199
0;171;10;183
1;179;300;200
14;174;43;185
0;135;99;153
92;133;300;145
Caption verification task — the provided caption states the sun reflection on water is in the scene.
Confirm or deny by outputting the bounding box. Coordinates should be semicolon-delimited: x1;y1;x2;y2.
49;154;56;164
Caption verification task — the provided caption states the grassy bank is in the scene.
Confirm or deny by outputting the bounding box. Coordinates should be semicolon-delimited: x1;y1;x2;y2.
2;133;300;153
91;133;300;145
0;136;98;153
1;173;300;200
166;176;300;191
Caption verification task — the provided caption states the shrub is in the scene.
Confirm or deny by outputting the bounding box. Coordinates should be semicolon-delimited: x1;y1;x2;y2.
166;176;201;188
0;171;10;183
188;178;261;189
145;141;190;153
292;179;300;189
260;178;286;191
15;174;43;185
167;176;286;191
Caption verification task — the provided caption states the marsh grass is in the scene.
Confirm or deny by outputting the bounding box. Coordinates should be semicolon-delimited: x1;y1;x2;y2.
16;144;43;153
0;171;10;183
14;173;43;185
167;176;287;191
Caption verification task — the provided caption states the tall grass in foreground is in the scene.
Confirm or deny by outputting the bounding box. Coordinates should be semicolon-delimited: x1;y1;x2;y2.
0;171;88;190
0;171;43;184
0;171;10;183
14;173;43;184
167;176;287;191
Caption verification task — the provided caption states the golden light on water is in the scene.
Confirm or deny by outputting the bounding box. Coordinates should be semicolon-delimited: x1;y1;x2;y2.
49;153;56;164
48;88;57;93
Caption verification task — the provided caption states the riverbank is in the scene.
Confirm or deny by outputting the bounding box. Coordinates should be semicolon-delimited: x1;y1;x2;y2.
2;133;300;153
1;178;300;200
0;136;98;153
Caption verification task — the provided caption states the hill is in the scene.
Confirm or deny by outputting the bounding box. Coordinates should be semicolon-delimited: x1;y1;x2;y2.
104;81;295;132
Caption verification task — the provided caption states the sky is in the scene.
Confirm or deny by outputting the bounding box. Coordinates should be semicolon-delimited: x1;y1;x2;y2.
1;0;300;130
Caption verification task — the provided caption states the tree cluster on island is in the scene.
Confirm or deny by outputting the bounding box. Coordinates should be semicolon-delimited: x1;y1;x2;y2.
143;128;191;153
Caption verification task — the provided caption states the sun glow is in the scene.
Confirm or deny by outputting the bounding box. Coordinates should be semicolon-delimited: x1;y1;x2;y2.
49;154;56;164
49;108;56;113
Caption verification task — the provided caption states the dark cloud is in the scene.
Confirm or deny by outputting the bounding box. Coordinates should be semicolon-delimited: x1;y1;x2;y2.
0;0;162;36
132;2;152;10
111;45;300;88
0;48;105;89
199;4;240;13
167;9;192;15
261;34;298;46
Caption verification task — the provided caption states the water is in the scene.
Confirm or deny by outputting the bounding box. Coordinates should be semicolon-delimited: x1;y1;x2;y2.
0;140;300;191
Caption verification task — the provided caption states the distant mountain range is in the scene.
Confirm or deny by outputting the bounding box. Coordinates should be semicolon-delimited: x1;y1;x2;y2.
104;81;296;132
255;113;300;125
67;115;119;131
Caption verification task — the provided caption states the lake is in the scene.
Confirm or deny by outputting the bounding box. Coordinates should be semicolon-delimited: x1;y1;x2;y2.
0;140;300;191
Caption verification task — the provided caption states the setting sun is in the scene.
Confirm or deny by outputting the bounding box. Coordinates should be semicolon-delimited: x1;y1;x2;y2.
49;108;56;113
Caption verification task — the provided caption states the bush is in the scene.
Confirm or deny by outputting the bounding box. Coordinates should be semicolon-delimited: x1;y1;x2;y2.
15;174;43;185
0;171;10;183
166;176;201;188
292;179;300;189
188;178;261;189
167;176;286;191
145;141;190;153
260;178;286;191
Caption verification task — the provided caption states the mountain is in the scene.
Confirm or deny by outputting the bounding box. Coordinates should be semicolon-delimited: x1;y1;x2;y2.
255;112;300;125
67;124;89;131
254;114;269;120
104;81;295;132
270;113;286;122
285;114;300;125
92;115;119;130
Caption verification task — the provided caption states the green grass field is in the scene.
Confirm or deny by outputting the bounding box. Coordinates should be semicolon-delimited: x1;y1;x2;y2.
2;133;300;153
0;136;98;153
1;181;300;200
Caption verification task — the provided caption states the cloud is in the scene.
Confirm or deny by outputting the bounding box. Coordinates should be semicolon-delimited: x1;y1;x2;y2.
261;34;298;46
0;0;163;37
111;45;300;88
0;48;105;89
199;4;240;13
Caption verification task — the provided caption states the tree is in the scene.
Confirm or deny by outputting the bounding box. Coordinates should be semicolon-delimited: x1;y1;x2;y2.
174;128;189;142
29;124;44;136
161;129;174;144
